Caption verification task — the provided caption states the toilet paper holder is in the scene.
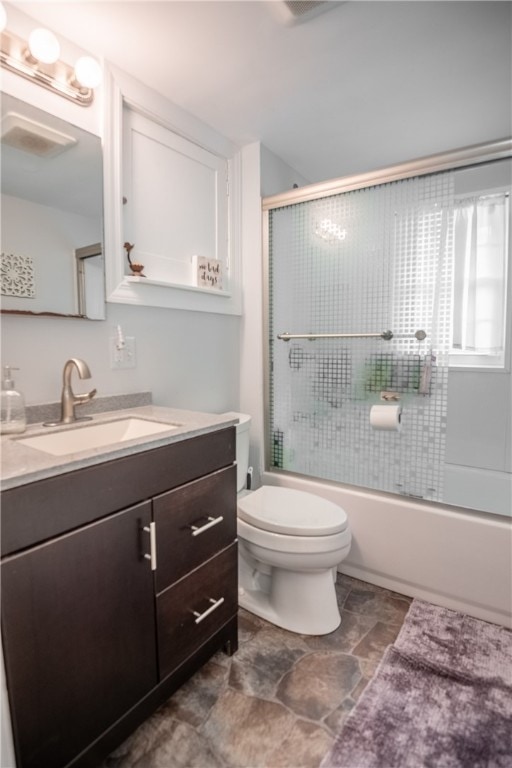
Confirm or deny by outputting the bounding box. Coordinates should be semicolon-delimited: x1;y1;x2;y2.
380;391;401;402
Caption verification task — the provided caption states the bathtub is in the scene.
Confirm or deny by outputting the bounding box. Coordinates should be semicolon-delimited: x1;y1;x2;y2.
262;470;512;628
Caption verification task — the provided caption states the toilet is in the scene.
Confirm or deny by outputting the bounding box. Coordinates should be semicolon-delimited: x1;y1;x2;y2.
225;412;351;636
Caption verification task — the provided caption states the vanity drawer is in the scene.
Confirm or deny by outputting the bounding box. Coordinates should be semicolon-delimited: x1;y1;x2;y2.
156;543;237;680
153;465;236;593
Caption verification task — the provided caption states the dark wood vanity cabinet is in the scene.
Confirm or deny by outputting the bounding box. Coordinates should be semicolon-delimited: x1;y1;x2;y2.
1;427;238;768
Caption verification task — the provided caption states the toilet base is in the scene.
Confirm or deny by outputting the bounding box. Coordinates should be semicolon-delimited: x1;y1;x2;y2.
238;565;341;636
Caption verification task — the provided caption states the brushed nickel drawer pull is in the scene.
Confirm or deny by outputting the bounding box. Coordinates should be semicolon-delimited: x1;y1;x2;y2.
190;515;224;537
193;597;225;624
142;523;157;571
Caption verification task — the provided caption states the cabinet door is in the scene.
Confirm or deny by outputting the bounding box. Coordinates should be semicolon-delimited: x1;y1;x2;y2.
1;502;158;768
123;107;229;288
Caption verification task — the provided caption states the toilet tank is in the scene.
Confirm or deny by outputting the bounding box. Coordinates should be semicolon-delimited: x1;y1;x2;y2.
222;412;251;492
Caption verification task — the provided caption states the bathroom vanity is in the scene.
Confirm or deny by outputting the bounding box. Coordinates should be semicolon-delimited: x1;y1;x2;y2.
0;407;238;768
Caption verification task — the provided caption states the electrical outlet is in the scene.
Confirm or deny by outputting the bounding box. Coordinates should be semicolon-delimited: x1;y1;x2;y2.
110;336;136;369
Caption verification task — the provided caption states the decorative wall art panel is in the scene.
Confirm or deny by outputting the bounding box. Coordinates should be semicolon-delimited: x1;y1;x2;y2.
0;253;35;298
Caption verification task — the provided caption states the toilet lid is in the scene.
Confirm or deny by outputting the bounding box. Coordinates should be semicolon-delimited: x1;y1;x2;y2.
237;486;348;536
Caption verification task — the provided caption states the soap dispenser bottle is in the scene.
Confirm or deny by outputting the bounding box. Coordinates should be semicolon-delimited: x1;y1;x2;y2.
0;366;27;434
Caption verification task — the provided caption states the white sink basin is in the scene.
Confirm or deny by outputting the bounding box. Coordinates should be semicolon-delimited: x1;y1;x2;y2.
18;417;180;456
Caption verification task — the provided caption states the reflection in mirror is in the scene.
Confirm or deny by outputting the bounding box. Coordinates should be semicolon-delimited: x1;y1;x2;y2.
75;243;103;320
0;94;105;319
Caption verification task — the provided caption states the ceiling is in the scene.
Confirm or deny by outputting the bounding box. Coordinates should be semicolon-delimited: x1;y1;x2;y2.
10;1;512;184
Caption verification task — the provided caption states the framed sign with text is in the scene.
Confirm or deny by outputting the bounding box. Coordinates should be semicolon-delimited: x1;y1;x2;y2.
192;255;223;291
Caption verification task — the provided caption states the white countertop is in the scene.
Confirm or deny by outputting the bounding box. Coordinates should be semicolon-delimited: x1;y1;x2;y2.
1;405;237;491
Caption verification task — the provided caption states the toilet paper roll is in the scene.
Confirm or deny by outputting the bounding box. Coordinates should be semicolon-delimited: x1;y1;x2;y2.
370;404;402;431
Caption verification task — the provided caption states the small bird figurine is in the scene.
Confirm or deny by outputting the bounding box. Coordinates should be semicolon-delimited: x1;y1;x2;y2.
124;242;145;277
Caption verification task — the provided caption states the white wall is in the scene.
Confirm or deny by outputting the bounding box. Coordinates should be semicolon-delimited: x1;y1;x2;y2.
260;145;310;197
1;305;239;412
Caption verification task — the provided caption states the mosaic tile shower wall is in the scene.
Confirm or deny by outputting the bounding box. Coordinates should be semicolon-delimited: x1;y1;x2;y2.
268;173;454;501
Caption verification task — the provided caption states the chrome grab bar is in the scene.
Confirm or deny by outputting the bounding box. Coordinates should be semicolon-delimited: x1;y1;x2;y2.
277;330;427;342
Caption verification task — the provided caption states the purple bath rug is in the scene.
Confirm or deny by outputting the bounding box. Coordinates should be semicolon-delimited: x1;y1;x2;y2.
321;600;512;768
394;599;512;687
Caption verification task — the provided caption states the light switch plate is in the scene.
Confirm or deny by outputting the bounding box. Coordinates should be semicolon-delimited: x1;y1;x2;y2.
110;336;136;369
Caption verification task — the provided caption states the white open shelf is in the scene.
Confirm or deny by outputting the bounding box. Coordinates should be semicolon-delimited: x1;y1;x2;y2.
124;275;232;297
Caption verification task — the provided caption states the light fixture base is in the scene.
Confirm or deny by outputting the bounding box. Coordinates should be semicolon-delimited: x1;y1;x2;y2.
0;30;94;106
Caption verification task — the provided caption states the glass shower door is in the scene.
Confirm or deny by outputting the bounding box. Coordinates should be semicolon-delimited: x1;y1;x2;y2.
268;173;454;501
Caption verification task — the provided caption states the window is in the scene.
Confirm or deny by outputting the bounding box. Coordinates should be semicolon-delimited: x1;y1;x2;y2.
450;191;509;368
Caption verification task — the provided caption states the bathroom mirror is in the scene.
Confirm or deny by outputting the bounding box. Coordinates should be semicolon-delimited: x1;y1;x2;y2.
0;94;105;319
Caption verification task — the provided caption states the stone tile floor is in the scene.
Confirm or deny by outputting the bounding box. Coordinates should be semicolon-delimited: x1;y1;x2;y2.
102;575;412;768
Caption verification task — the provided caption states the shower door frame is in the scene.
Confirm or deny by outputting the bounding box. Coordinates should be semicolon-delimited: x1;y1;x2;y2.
262;137;512;482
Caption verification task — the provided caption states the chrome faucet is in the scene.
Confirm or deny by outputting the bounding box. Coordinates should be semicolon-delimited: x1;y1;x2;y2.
60;358;97;423
45;358;97;426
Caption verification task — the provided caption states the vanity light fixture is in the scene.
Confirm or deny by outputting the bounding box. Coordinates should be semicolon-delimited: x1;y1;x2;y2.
0;10;102;106
73;56;102;89
28;27;60;64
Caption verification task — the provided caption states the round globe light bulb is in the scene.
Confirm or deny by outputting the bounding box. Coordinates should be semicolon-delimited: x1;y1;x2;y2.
0;3;7;34
74;56;102;89
28;28;60;64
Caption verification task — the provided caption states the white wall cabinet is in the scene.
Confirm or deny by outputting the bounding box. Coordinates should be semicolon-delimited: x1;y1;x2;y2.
123;108;229;289
104;66;242;315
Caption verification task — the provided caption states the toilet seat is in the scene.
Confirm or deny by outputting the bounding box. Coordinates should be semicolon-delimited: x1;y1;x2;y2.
237;486;348;536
